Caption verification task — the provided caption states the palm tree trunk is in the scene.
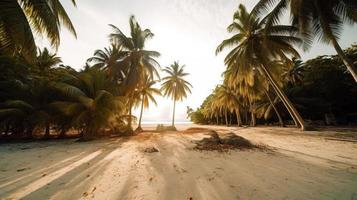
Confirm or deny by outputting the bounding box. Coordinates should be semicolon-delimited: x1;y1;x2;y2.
128;100;133;131
225;109;228;126
260;64;306;130
44;123;50;139
251;112;256;127
229;112;232;126
331;37;357;82
263;88;284;127
137;96;144;129
250;102;256;127
172;98;176;127
59;128;66;138
235;110;242;126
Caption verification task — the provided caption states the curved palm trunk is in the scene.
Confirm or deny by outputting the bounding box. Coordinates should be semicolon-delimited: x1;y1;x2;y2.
137;96;145;131
263;88;284;127
260;64;306;130
331;37;357;82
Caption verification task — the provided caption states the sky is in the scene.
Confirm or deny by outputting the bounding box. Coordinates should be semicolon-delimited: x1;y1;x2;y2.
37;0;357;124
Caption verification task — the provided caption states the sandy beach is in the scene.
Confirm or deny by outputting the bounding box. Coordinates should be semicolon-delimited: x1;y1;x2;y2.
1;125;357;200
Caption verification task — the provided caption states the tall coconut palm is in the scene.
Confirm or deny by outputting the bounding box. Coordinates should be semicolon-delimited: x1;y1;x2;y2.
252;0;357;82
216;4;307;130
109;15;160;131
0;0;77;61
135;76;161;132
161;61;192;128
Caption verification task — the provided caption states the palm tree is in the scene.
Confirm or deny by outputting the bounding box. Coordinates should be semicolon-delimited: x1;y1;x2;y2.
34;48;62;138
35;48;62;77
252;0;357;82
216;4;307;130
51;68;124;140
0;0;77;61
282;58;306;85
109;15;160;131
87;44;126;80
135;76;161;132
161;61;192;128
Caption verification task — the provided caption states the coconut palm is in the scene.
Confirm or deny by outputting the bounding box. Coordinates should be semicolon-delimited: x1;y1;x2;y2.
216;4;307;130
109;15;160;130
34;48;62;78
252;0;357;82
87;44;127;80
135;76;161;132
282;58;306;85
51;68;124;140
0;0;77;61
161;61;192;128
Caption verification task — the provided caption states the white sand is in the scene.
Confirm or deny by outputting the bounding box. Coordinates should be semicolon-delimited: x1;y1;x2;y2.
0;125;357;200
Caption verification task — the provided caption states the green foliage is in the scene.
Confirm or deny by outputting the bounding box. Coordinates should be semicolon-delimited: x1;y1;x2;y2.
0;0;77;62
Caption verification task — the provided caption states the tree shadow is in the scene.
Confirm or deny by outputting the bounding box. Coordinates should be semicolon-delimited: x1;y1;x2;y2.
0;137;130;199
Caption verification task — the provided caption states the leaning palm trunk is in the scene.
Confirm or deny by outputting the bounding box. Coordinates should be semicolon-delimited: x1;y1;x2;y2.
258;67;299;126
331;37;357;82
263;88;284;127
260;64;306;130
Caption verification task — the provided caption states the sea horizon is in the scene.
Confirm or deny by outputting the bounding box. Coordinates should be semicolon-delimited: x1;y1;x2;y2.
134;121;193;125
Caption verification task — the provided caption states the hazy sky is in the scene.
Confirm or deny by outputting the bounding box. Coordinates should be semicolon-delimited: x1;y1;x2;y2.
38;0;357;123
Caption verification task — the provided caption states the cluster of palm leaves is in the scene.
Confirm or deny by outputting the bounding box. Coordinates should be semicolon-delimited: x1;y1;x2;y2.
0;0;77;62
